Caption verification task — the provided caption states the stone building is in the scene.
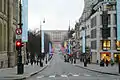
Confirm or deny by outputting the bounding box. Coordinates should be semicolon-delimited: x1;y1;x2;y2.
78;0;119;63
0;0;19;68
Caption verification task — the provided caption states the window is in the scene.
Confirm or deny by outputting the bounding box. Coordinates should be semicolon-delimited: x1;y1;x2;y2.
4;0;6;14
4;24;6;51
108;14;111;25
91;40;97;49
102;40;111;50
91;16;96;28
0;0;2;12
91;29;96;38
114;14;117;25
116;41;120;51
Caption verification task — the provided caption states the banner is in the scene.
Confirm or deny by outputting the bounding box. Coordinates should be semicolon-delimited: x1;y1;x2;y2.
82;30;85;53
117;0;120;41
41;31;44;53
68;39;71;54
22;0;28;42
49;42;52;54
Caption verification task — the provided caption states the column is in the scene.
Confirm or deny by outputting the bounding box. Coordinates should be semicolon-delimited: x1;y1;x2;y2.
97;14;101;62
111;14;115;60
8;0;13;67
0;21;2;51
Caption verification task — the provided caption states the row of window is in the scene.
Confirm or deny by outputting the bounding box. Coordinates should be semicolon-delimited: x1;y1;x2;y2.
91;40;120;51
91;13;116;28
0;0;18;19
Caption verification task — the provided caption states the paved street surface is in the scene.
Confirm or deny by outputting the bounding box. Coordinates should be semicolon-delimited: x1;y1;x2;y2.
26;53;120;80
0;59;48;80
74;59;120;75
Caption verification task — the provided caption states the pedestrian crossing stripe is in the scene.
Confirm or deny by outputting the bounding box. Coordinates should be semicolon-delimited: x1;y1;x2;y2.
61;75;67;77
37;75;44;79
36;73;99;79
73;74;79;77
84;73;91;76
49;75;55;78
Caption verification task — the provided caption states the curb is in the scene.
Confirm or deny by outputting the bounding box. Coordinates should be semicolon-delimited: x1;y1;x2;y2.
15;58;53;80
75;64;120;76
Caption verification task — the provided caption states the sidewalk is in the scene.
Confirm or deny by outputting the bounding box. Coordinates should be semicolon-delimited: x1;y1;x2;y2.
74;59;120;75
0;58;53;80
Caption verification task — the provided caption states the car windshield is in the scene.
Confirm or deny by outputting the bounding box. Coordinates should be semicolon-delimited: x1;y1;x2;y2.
0;0;120;80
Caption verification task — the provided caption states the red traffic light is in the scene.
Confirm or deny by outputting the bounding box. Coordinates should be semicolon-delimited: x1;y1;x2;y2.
16;41;21;47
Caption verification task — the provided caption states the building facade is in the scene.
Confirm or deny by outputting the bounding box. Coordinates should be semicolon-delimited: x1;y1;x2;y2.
0;0;19;68
44;30;68;48
78;0;119;63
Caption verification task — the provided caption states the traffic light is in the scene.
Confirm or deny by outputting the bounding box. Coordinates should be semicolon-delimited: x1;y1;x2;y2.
16;40;21;51
16;40;24;50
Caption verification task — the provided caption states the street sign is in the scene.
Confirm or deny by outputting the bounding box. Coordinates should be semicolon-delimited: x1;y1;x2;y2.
16;28;22;35
16;35;22;39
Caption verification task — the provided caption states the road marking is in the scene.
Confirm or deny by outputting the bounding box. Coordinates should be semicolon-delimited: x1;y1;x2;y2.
97;75;103;76
73;74;79;77
61;75;68;77
84;73;91;76
49;75;55;78
37;75;44;79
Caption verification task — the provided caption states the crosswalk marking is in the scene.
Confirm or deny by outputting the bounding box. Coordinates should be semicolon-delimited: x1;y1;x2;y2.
49;75;55;78
73;74;79;77
84;73;91;76
36;73;94;79
37;75;44;79
61;75;68;77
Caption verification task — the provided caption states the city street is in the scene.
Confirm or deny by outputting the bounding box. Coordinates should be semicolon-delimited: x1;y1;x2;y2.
26;53;120;80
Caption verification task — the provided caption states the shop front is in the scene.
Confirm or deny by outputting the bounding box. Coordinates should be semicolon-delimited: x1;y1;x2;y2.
100;52;111;63
114;53;120;63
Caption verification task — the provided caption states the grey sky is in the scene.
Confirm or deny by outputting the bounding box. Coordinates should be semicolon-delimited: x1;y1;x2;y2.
28;0;84;30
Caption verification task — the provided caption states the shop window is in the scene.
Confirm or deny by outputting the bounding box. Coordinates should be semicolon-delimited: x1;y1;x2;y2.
114;53;120;63
102;40;111;50
100;52;111;62
116;41;120;51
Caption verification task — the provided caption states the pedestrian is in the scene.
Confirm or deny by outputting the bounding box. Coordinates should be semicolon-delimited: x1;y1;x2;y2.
37;58;39;65
30;59;33;65
106;59;109;67
110;59;114;66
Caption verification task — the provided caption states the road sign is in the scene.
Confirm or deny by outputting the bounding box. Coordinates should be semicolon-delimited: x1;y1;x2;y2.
16;35;22;39
16;28;22;35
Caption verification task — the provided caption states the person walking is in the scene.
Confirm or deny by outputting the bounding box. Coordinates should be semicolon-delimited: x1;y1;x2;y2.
106;59;109;67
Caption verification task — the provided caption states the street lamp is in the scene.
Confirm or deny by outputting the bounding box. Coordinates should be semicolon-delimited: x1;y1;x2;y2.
40;19;46;66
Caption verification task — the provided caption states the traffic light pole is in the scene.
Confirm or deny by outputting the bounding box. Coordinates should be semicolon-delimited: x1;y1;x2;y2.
17;0;24;74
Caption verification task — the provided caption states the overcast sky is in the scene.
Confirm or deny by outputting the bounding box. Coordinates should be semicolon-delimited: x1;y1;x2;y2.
28;0;84;30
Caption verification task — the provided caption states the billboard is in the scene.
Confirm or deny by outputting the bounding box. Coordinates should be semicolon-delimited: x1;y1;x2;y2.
82;30;85;53
41;31;44;53
22;0;28;42
117;0;120;41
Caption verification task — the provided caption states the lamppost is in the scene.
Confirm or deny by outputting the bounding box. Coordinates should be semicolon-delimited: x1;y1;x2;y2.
40;19;45;67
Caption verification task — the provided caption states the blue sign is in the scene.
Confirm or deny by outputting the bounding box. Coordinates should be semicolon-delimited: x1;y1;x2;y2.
49;42;52;54
22;0;28;42
68;39;71;54
117;0;120;41
82;30;85;53
42;31;44;53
